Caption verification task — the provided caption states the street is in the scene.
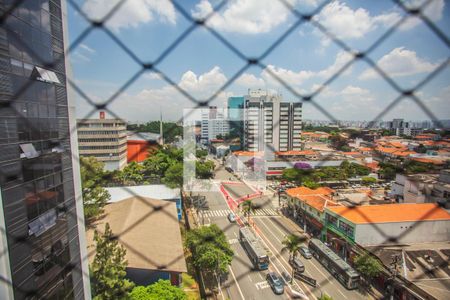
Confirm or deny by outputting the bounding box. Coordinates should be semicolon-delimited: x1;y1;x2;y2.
194;163;370;300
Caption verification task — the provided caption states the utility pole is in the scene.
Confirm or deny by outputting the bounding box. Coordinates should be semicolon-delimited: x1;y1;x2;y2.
389;254;401;300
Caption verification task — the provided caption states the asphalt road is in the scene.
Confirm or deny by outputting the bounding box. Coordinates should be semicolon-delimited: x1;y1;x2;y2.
197;162;370;300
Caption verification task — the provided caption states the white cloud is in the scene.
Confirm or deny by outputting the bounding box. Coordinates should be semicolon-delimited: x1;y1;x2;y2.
191;0;296;34
359;47;439;79
314;0;445;44
77;66;230;121
399;0;445;30
82;0;176;31
260;50;353;88
235;73;266;88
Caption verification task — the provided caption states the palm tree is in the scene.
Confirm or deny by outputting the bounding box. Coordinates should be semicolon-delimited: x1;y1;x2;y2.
239;200;255;224
282;234;305;283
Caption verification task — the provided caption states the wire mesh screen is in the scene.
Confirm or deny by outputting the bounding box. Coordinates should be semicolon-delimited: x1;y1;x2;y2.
0;0;449;299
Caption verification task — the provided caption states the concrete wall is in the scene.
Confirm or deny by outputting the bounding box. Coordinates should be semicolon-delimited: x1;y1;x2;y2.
354;220;450;246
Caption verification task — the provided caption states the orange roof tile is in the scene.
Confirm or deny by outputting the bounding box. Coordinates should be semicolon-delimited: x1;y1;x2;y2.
388;141;407;148
299;195;340;212
365;162;379;170
359;147;373;152
232;151;264;157
275;150;316;156
286;186;334;198
342;151;360;156
410;157;445;165
394;151;415;157
327;203;450;224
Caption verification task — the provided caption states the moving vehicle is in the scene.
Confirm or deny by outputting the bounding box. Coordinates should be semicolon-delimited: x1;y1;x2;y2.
289;256;305;273
239;227;269;270
227;212;236;223
299;245;312;259
266;272;284;295
308;238;360;289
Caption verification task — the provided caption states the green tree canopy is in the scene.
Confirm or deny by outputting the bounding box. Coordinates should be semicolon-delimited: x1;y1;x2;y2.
80;157;110;221
239;200;255;224
91;223;134;299
163;162;184;189
318;294;333;300
196;160;215;179
185;224;234;274
127;121;182;143
354;253;384;280
282;234;306;283
361;177;377;184
130;280;186;300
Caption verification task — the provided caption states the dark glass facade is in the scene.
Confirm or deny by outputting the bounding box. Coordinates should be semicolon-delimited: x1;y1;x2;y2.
0;0;84;299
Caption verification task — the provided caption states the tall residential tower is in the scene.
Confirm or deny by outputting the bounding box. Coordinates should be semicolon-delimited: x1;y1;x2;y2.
244;89;302;152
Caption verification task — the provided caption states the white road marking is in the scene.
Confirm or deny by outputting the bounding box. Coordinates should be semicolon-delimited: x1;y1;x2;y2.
256;221;314;300
255;281;269;290
228;265;245;300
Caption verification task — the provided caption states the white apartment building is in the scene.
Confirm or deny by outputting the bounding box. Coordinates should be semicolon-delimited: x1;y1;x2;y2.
200;106;229;144
77;117;127;171
244;89;302;152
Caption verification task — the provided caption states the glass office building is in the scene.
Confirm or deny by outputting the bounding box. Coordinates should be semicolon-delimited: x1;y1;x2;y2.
0;1;88;299
227;96;244;150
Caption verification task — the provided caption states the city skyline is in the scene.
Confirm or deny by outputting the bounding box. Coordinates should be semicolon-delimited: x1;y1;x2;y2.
68;0;450;122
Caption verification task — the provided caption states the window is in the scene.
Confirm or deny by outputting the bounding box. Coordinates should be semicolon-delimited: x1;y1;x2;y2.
338;221;354;237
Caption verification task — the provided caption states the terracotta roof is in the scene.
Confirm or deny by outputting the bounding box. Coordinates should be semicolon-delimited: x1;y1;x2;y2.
327;203;450;224
299;194;340;212
342;151;360;156
275;150;317;156
233;151;264;157
410;157;446;165
286;186;334;198
86;197;187;273
359;147;373;152
388;141;407;148
365;162;380;170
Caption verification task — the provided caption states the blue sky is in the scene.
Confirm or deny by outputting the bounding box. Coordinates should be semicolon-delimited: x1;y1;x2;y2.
67;0;450;123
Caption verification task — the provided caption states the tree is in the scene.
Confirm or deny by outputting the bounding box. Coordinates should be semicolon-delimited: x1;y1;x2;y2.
91;223;134;299
80;157;110;221
282;234;305;283
185;224;234;275
115;161;146;185
239;200;255;224
127;121;182;143
318;294;333;300
163;162;184;189
196;160;215;179
361;176;377;185
130;280;186;300
282;168;300;183
354;253;384;282
196;149;208;159
303;181;321;189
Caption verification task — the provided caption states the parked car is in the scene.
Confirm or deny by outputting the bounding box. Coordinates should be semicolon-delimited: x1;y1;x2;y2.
289;256;305;272
281;271;292;284
227;212;236;223
299;246;312;259
266;272;284;295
